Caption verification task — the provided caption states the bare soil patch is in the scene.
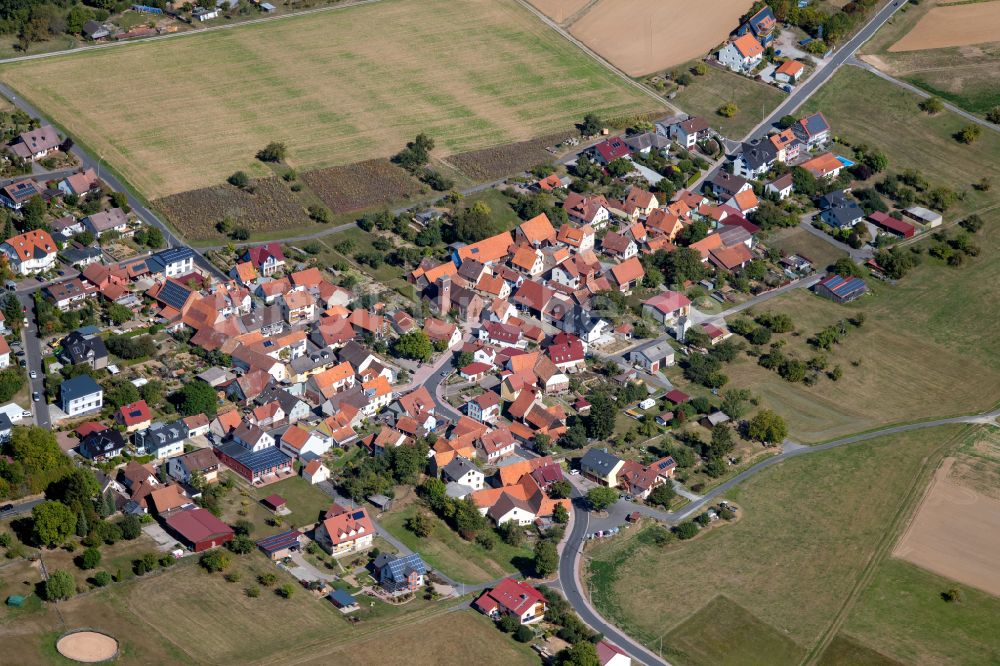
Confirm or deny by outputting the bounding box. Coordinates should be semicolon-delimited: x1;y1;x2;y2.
446;132;569;181
894;457;1000;597
56;631;119;663
155;177;311;241
300;159;422;213
570;0;754;76
890;3;1000;51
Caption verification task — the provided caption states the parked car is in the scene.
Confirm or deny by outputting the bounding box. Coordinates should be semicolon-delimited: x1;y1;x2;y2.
20;410;31;418
32;391;40;401
0;503;14;514
29;370;37;379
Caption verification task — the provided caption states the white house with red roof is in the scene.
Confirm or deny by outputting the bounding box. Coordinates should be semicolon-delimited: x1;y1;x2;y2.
597;640;632;666
718;33;764;73
642;291;692;325
1;229;57;275
591;136;630;164
301;459;330;485
474;578;547;624
314;504;375;557
467;391;501;424
243;242;286;276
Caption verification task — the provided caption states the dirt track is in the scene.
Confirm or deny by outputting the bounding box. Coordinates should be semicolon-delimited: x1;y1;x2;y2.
527;0;592;22
890;3;1000;51
569;0;754;76
56;631;119;663
893;458;1000;596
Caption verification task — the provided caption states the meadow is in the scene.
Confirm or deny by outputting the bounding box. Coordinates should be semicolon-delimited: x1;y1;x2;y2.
0;0;658;200
585;426;964;663
859;0;1000;117
670;62;784;139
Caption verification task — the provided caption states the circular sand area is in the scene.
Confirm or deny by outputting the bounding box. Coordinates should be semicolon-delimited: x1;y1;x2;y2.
56;631;119;663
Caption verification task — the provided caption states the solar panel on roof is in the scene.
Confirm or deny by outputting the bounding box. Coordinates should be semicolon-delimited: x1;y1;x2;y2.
352;510;365;519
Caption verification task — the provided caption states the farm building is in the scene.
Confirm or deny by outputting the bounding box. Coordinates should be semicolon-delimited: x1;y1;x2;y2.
814;274;868;304
164;507;234;552
903;206;942;228
256;529;302;560
868;212;915;238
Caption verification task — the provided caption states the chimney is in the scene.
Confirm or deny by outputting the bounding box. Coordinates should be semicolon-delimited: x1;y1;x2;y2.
438;274;451;315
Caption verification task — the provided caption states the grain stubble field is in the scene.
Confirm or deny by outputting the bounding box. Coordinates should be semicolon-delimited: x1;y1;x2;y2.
1;0;657;200
568;0;754;76
893;457;1000;597
889;1;1000;51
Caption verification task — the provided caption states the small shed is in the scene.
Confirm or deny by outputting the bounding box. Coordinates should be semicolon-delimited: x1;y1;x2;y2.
665;389;690;405
368;495;393;512
328;588;359;612
261;494;287;513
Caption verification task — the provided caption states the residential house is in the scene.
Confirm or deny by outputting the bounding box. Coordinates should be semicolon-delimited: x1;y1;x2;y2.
592;136;630;164
134;420;188;459
769;128;802;162
8;125;61;161
280;289;315;325
117;400;153;433
563;193;611;229
510;246;545;277
44;279;97;311
315;504;375;557
642;291;691;325
243;242;286;276
708;171;751;201
453;232;513;267
478;427;516;463
0;338;8;369
775;59;804;83
738;5;777;44
726;188;760;216
556;223;596;252
718;33;764;73
424;317;461;349
374;552;426;594
147;247;196;279
58;331;109;369
441;457;485;491
82;208;128;238
801;152;844;180
474;578;546;625
0;178;43;210
58;169;99;198
232;422;275;452
515;213;557;247
766;173;794;200
279;425;333;459
792;112;831;148
78;428;126;461
302;459;330;485
60;375;103;417
2;229;58;275
624;131;671;155
609;256;645;294
597;641;633;666
629;340;675;372
467;391;501;424
580;448;625;487
167;448;220;485
819;190;863;228
733;139;778;179
622;187;659;220
601;232;637;260
670;116;710;149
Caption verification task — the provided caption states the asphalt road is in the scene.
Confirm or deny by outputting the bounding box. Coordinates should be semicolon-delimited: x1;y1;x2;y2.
559;408;1000;665
16;291;49;429
0;496;44;518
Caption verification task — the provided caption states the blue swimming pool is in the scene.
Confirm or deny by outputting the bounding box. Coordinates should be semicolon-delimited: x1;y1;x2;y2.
836;155;855;167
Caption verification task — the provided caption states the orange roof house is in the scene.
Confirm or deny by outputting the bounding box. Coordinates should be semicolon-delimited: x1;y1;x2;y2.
732;33;764;58
688;233;725;260
609;257;645;291
731;188;759;214
800;152;843;179
456;231;513;266
517;213;557;247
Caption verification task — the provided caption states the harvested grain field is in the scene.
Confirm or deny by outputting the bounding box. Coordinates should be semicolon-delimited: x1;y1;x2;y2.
893;457;1000;597
570;0;754;76
1;0;658;199
890;2;1000;51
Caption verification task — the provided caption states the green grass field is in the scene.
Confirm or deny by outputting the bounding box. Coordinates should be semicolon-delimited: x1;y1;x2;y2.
671;63;785;139
857;0;1000;118
727;66;1000;442
380;504;533;585
0;0;658;200
840;558;1000;665
585;425;963;663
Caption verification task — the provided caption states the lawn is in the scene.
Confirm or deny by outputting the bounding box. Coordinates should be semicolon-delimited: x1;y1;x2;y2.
762;225;848;271
289;609;538;666
857;0;1000;117
379;504;534;585
220;474;332;537
840;558;1000;665
671;62;785;139
0;0;659;200
719;288;1000;443
585;425;964;662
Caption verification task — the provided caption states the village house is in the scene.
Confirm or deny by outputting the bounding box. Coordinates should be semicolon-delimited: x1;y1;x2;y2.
315;504;375;557
118;400;153;433
78;427;126;461
601;231;638;260
669;116;710;149
134;420;188;459
82;208;129;238
819;190;864;228
302;459;330;485
628;340;675;373
167;448;220;485
642;291;692;326
279;425;333;459
563;193;611;229
2;229;58;275
0;178;43;210
58;168;100;198
8;124;61;161
801;152;844;180
467;391;501;424
243;242;286;276
478;427;517;463
373;552;427;595
60;375;103;417
775;59;804;83
718;33;764;73
580;448;625;487
474;578;546;625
